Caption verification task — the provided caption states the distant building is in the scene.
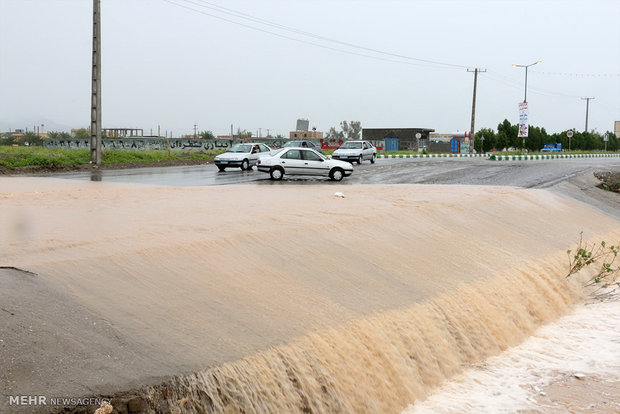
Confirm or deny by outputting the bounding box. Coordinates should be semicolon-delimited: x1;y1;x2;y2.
615;121;620;138
296;119;309;132
290;119;323;139
362;128;435;152
428;132;471;153
289;130;323;139
102;128;144;138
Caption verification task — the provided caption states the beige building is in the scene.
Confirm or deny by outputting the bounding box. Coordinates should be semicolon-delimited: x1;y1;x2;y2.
289;130;323;139
615;121;620;138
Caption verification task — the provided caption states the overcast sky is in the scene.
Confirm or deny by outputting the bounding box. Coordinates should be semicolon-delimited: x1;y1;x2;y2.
1;0;618;137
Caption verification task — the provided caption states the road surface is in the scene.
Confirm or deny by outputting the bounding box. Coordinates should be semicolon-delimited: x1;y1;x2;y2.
46;156;620;189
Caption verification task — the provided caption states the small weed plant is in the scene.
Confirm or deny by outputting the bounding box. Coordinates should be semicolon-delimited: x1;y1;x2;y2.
566;232;619;300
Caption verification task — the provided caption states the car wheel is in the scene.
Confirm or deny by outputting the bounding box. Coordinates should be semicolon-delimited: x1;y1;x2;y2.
370;154;376;164
241;159;249;170
217;166;226;172
270;167;284;180
330;168;344;181
357;155;363;164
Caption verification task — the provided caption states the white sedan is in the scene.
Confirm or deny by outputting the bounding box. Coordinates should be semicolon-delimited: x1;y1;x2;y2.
332;140;377;164
214;143;272;171
257;147;353;181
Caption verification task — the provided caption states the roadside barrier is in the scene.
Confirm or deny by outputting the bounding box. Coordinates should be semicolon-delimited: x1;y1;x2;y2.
489;153;620;161
378;153;490;159
376;153;619;161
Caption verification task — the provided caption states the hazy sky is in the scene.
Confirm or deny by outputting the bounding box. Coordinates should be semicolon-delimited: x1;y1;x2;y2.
1;0;618;137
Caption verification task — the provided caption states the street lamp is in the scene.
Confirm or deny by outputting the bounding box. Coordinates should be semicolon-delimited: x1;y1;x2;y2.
512;60;542;103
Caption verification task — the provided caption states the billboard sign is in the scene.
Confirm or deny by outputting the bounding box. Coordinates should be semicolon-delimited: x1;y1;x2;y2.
518;102;528;138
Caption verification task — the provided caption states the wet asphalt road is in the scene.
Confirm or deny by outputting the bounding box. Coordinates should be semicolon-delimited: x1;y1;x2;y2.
50;157;620;188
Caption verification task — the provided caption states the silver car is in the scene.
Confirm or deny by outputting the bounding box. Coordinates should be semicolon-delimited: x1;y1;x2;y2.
214;142;272;171
281;140;323;154
257;147;353;181
332;140;377;164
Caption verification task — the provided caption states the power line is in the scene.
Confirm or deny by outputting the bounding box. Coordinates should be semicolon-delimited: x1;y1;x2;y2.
531;71;620;77
188;0;472;69
163;0;469;70
483;71;582;99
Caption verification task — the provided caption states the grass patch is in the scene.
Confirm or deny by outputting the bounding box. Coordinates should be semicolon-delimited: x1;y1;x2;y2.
0;146;221;168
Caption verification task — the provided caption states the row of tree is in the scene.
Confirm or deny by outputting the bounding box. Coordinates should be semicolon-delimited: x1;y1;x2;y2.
474;120;618;152
3;119;617;151
325;121;362;140
199;129;287;140
0;131;45;146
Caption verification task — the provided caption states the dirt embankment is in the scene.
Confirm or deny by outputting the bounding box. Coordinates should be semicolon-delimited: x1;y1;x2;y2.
594;170;620;192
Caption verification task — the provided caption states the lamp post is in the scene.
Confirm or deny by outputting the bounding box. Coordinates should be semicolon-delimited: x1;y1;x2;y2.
512;60;542;103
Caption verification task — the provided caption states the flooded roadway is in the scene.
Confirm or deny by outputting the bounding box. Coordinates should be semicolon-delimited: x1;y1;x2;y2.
46;156;620;188
4;156;619;413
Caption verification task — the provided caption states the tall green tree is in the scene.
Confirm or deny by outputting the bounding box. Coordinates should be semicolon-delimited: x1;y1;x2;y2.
73;128;90;139
474;128;496;152
496;131;509;151
325;127;344;140
235;129;252;139
200;130;215;140
326;120;362;140
497;119;519;149
49;131;72;140
341;121;362;139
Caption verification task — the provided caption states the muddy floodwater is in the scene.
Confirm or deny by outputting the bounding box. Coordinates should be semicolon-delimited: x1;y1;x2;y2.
1;176;619;413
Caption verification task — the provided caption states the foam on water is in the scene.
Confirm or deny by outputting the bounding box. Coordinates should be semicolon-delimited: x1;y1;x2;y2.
403;300;620;413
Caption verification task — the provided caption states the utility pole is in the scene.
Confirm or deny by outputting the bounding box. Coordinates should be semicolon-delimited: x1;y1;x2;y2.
581;97;595;132
231;124;233;140
193;124;198;139
467;68;486;153
90;0;102;165
259;128;262;139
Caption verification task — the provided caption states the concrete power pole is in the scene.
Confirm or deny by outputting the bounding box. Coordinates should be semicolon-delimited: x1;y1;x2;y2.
90;0;102;165
467;68;486;153
581;97;595;132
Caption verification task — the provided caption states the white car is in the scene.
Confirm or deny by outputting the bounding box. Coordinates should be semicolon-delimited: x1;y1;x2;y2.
214;143;272;171
332;140;377;164
257;147;353;181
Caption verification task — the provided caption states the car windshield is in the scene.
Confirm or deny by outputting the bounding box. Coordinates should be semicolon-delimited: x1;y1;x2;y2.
229;144;252;153
340;142;362;149
282;141;301;147
271;148;287;156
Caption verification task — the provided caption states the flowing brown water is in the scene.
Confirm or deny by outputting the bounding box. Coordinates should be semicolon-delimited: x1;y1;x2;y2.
1;177;618;413
142;254;585;414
